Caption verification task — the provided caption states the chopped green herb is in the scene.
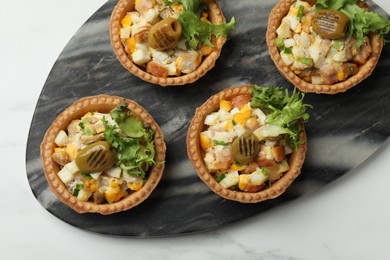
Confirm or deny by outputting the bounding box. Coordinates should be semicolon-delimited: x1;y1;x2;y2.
283;47;292;54
80;173;92;179
297;5;304;19
275;37;284;49
231;184;239;191
216;173;227;182
261;168;269;176
78;119;93;136
296;57;312;65
232;120;237;126
332;39;344;50
72;184;84;196
213;140;228;146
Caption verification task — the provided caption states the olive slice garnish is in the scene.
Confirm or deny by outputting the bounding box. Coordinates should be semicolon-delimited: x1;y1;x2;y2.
75;141;116;173
148;17;182;51
231;132;261;165
313;9;349;40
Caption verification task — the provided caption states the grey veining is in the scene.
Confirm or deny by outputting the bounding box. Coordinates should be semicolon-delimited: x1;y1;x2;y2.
26;0;390;236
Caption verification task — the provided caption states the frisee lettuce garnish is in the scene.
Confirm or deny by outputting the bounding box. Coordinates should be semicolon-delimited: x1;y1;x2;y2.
316;0;390;48
250;85;311;149
102;101;155;178
164;0;236;49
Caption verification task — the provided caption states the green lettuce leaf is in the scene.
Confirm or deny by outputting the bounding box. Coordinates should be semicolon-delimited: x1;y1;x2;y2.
250;85;311;149
316;0;390;48
102;102;156;178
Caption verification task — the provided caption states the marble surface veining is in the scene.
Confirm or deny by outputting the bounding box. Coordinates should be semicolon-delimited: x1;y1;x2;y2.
26;0;390;236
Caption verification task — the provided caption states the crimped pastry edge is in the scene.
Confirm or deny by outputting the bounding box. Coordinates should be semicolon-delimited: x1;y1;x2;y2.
186;85;307;203
40;95;166;214
109;0;227;86
266;0;384;94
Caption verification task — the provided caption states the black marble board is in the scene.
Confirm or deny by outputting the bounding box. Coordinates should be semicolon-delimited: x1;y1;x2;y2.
26;0;390;237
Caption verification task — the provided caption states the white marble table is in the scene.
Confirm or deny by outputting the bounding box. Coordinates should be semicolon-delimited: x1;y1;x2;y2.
1;0;390;259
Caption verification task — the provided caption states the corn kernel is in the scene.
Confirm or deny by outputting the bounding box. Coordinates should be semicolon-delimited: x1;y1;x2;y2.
240;104;252;116
337;71;345;81
200;133;213;150
66;143;79;161
225;120;234;131
121;14;133;28
127;37;136;53
135;0;142;5
233;113;247;127
128;180;143;191
232;163;247;171
220;99;232;112
238;174;249;191
200;17;209;23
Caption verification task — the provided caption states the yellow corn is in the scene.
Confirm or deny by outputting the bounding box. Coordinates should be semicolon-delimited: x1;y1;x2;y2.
201;17;209;23
220;99;232;112
135;0;142;5
233;113;247;127
127;37;136;53
105;180;124;204
200;132;213;150
121;14;133;28
128;180;143;191
337;70;345;81
238;174;249;191
66;143;79;161
225;120;234;131
232;163;247;171
171;3;183;13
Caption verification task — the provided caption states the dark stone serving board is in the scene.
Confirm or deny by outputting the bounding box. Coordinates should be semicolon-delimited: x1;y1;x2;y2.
26;0;390;237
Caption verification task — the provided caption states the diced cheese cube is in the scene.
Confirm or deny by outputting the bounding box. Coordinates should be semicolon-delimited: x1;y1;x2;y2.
89;172;102;180
58;168;75;185
204;112;220;126
64;160;80;175
105;167;122;178
250;168;268;185
128;12;140;24
284;38;295;48
278;160;290;173
165;62;177;76
276;19;291;39
54;130;68;147
219;171;239;188
131;46;151;65
77;189;92;202
233;124;246;137
144;8;159;23
120;27;131;39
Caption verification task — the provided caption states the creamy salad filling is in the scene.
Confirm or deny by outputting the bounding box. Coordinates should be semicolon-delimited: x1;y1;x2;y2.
52;102;156;204
200;85;311;192
119;0;235;77
275;0;390;85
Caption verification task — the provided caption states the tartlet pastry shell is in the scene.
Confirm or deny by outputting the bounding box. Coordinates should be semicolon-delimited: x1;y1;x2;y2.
266;0;383;94
110;0;227;86
40;95;166;214
186;85;307;203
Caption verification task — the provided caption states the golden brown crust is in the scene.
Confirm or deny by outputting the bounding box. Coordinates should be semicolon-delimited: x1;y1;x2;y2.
109;0;227;86
40;95;166;214
186;85;307;203
266;0;383;94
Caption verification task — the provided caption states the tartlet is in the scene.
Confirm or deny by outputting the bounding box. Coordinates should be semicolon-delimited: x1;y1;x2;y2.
266;0;385;94
186;85;308;203
109;0;231;86
40;95;166;214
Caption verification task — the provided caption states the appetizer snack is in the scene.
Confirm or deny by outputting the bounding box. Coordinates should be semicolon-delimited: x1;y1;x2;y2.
110;0;236;86
40;95;166;214
187;84;310;203
267;0;390;94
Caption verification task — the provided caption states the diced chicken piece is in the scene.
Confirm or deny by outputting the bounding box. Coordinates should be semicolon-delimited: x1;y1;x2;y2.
120;27;131;39
132;44;151;65
281;52;294;66
54;130;69;147
176;50;201;74
144;8;160;24
135;0;156;15
351;37;372;65
319;63;338;85
147;60;168;78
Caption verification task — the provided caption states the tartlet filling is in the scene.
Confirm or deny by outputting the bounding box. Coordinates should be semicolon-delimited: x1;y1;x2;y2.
200;85;310;192
275;0;389;85
119;0;235;78
52;102;156;204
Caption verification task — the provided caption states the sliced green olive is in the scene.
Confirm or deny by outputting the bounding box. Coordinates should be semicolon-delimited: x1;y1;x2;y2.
75;141;116;173
313;9;349;40
148;17;182;51
231;132;261;165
